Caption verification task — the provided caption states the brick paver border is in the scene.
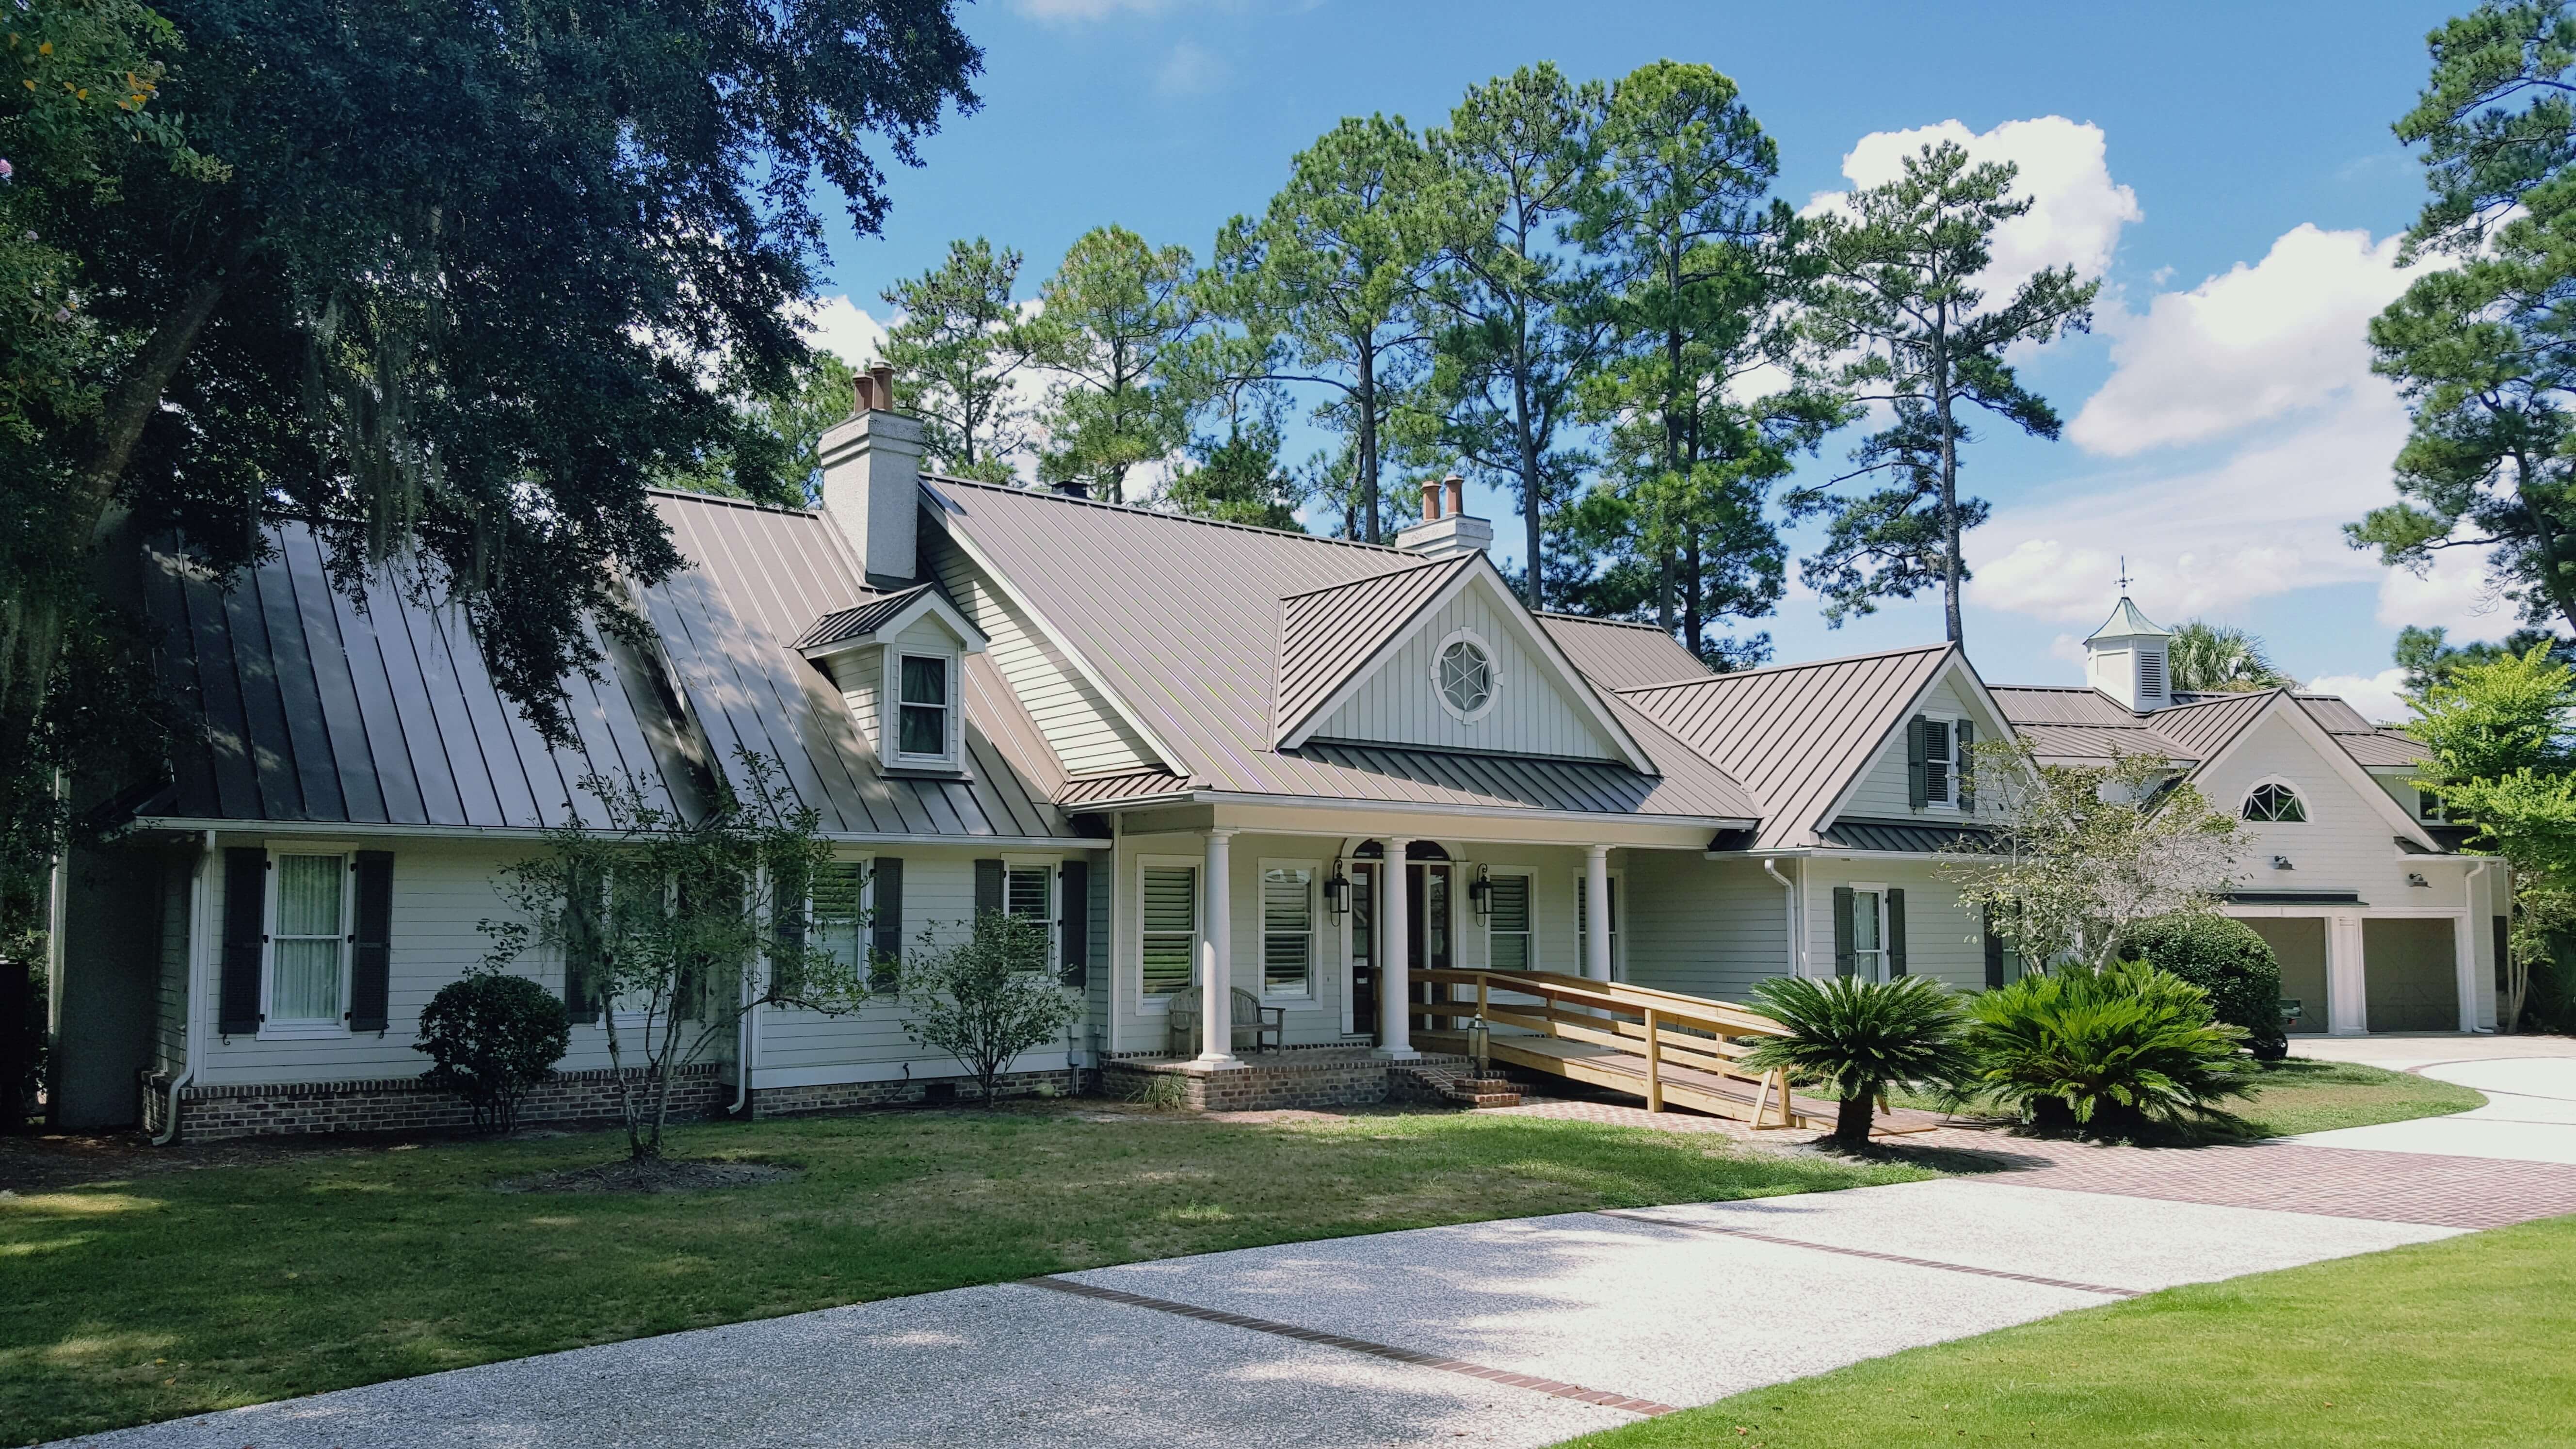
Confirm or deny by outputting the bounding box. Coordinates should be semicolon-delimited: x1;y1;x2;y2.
1023;1275;1678;1417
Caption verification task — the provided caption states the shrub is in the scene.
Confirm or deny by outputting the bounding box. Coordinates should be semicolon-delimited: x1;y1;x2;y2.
1741;975;1975;1148
1963;960;2253;1135
416;972;571;1133
2125;913;2288;1060
901;912;1081;1105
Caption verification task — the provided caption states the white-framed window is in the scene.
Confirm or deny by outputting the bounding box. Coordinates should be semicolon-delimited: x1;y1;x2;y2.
265;850;353;1036
1002;855;1058;973
808;856;873;980
1485;871;1534;970
1260;860;1317;999
2243;780;2308;823
1845;883;1889;982
1432;628;1501;723
1139;859;1198;1005
1574;871;1622;979
891;650;956;764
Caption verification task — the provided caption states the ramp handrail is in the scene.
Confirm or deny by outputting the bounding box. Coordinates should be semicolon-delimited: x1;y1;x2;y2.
1411;968;1798;1125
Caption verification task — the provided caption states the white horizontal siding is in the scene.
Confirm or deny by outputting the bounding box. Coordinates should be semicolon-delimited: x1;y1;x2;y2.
1622;856;1792;1003
154;861;192;1079
827;645;881;751
1313;585;1619;760
926;531;1157;777
1800;858;1990;992
1841;673;1997;821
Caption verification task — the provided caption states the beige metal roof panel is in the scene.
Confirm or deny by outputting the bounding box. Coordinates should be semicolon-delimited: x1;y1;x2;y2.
1539;613;1712;691
2337;729;2431;769
1621;644;1954;851
793;582;933;650
2294;693;2381;733
1989;685;2140;727
923;478;1757;823
2012;722;2184;765
2144;690;2276;764
1274;555;1473;741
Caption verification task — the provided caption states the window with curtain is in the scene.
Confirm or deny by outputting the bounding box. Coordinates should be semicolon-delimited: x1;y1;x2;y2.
897;654;950;758
1141;865;1196;998
271;853;347;1023
1487;874;1532;970
1262;865;1314;996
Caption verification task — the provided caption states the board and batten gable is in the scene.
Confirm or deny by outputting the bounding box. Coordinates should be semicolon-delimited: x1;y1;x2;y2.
922;527;1162;778
1309;581;1625;760
1837;668;2007;821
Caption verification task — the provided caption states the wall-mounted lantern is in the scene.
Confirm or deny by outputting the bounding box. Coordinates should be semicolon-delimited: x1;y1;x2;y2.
2270;854;2295;871
2407;872;2431;889
1467;863;1493;918
1322;859;1351;917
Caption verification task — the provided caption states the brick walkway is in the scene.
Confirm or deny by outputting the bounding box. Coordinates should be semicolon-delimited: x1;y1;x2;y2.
1488;1095;2576;1230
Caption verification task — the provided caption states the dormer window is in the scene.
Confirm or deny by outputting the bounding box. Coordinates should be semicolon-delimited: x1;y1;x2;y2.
1908;714;1974;810
896;652;954;762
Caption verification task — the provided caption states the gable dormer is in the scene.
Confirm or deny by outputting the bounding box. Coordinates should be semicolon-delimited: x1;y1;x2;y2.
2085;595;2174;712
796;585;986;772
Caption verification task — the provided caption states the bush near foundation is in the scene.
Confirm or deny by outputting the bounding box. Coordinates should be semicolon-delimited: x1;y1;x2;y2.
2125;913;2288;1060
416;972;571;1133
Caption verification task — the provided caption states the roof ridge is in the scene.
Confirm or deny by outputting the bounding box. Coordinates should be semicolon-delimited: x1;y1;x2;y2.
1534;611;1674;633
645;485;821;517
924;473;1418;556
1278;553;1464;603
1614;641;1952;693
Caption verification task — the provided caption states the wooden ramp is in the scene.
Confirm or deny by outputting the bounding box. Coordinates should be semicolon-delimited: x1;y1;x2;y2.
1410;968;1937;1137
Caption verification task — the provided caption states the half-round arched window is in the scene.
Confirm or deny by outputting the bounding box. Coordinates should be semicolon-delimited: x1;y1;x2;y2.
2242;782;2307;823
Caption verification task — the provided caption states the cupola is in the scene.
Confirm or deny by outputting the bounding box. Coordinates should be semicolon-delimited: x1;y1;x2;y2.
2085;594;2174;711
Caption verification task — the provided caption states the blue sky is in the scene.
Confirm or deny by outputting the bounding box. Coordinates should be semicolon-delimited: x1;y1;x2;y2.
802;0;2486;716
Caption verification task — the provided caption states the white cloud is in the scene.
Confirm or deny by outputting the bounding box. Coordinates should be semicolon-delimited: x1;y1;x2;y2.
1809;117;2141;299
2069;225;2428;457
799;295;889;368
2306;667;2412;724
2048;633;2089;666
1154;40;1227;96
1967;387;2408;622
2376;536;2519;641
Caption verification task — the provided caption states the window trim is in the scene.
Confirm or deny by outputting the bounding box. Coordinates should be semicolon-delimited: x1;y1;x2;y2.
1431;627;1503;724
801;852;877;997
1136;855;1200;1014
1921;716;1962;811
1847;880;1891;983
260;846;356;1039
1002;853;1061;975
887;647;960;766
1483;869;1536;972
1571;867;1626;982
1256;857;1321;1005
2242;777;2309;824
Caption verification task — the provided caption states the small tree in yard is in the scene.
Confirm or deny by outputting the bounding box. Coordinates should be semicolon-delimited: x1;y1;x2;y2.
481;752;869;1159
1945;742;2247;971
901;911;1081;1105
416;972;572;1133
1740;975;1975;1149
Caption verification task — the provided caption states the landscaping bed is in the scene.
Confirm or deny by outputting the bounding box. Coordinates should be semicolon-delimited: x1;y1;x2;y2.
0;1099;1929;1444
1552;1212;2576;1449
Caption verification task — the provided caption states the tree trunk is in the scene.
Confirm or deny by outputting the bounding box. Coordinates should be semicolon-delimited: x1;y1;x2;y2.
1515;349;1543;610
1833;1086;1876;1148
1356;345;1381;544
1933;371;1965;646
1682;527;1704;660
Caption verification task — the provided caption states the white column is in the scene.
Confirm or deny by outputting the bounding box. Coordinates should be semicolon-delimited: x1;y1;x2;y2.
2326;913;2368;1035
1377;841;1417;1059
1198;829;1240;1066
1584;845;1613;983
2453;910;2481;1033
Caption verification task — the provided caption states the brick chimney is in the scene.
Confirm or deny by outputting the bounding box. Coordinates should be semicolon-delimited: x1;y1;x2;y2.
818;364;925;587
1395;474;1492;560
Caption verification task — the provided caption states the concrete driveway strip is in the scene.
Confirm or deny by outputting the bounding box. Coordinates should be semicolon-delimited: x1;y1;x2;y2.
52;1281;1637;1449
2285;1055;2576;1164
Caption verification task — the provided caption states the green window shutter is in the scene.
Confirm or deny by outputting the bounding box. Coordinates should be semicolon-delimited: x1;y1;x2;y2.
1956;720;1976;810
563;863;602;1022
974;858;1005;919
770;865;809;998
350;851;394;1032
1886;888;1908;977
869;857;904;982
1906;716;1929;808
1832;886;1857;977
1982;905;2005;989
1059;860;1090;984
218;848;268;1035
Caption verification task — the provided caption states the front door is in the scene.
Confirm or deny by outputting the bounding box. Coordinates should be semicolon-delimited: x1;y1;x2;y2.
1347;861;1452;1042
1408;863;1452;973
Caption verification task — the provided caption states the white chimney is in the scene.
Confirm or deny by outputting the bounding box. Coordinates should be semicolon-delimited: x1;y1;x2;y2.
1395;474;1492;560
818;365;926;587
2085;595;2174;711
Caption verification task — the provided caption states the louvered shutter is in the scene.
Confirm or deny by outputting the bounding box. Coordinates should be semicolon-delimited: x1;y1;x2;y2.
563;864;602;1022
218;848;268;1035
975;858;1005;919
771;863;808;998
1831;886;1856;977
1885;889;1908;977
1059;860;1090;985
350;851;394;1032
1956;720;1976;810
1983;905;2006;989
1906;716;1930;808
869;857;904;981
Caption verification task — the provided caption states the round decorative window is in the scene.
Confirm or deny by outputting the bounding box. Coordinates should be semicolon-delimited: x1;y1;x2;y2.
1435;634;1497;722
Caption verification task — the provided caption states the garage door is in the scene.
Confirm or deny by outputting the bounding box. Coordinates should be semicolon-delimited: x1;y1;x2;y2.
2364;918;2460;1032
2242;917;2328;1035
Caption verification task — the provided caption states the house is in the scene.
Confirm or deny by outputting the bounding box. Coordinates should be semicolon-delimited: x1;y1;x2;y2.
42;387;2511;1137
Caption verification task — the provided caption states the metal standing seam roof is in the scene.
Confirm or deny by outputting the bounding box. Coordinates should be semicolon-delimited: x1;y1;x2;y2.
140;524;703;829
2336;729;2432;769
2141;690;2278;764
1618;644;1957;852
919;477;1761;824
1273;554;1475;743
1990;683;2429;777
1817;818;2000;853
644;490;1079;841
791;582;936;651
1537;613;1714;691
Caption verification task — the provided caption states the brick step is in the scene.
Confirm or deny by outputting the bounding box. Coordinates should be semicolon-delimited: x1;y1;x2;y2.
1444;1089;1523;1108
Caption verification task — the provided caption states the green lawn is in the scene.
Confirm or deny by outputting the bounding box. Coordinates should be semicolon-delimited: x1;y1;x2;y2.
0;1103;1928;1445
1898;1057;2485;1141
1554;1213;2576;1449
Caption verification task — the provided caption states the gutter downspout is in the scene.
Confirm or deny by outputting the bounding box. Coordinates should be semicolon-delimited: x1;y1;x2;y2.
154;830;215;1146
1762;857;1802;980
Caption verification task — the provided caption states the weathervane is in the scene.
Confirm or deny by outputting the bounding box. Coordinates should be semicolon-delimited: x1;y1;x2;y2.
2115;556;2133;594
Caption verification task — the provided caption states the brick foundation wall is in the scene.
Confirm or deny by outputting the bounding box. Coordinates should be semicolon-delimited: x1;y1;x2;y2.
747;1067;1080;1118
1100;1053;1469;1111
141;1063;726;1143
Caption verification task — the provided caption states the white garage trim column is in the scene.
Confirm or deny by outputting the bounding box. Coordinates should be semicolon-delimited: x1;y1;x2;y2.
2452;911;2482;1033
1376;838;1417;1061
2326;912;2368;1036
1584;845;1613;983
1198;828;1240;1067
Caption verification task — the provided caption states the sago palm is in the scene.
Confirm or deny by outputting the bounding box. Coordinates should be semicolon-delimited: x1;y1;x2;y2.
1962;960;2253;1134
1742;975;1974;1147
